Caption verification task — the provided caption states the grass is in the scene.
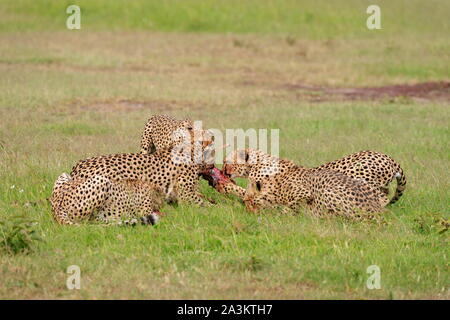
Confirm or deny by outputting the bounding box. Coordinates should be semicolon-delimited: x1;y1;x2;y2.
1;0;449;39
0;1;449;299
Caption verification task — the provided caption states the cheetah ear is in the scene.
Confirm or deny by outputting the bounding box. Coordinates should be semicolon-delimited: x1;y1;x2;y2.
203;144;216;164
183;118;193;130
206;129;215;141
236;149;249;164
238;149;250;162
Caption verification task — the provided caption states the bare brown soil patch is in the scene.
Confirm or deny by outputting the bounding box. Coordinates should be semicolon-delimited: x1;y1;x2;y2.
283;81;450;102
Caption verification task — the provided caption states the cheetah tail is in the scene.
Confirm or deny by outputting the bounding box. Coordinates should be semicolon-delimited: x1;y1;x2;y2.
389;168;406;205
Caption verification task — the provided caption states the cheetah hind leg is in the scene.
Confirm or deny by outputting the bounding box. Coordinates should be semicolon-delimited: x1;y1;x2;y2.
101;208;166;226
92;215;140;227
281;206;295;215
379;187;390;207
102;216;159;226
95;212;164;226
281;201;303;215
305;200;329;220
92;208;145;227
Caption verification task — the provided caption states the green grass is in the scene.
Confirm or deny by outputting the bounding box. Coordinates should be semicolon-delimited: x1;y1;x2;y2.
1;0;449;39
0;1;449;299
1;98;448;299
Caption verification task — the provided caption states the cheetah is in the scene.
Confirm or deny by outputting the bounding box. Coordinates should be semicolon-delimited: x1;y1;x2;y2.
217;149;387;219
140;114;192;154
70;140;216;206
315;150;406;205
220;149;406;206
244;166;384;220
140;114;214;154
217;149;297;201
50;173;175;225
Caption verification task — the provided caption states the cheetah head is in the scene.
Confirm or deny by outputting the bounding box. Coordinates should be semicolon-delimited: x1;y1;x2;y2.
223;149;294;179
172;127;214;150
222;149;253;179
170;133;217;172
180;118;194;129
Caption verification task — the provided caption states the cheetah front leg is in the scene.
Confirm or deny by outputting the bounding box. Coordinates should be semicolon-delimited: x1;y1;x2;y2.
136;192;167;225
243;192;276;213
280;202;302;215
280;206;295;215
378;187;390;207
245;180;259;199
53;214;78;226
216;181;246;198
178;182;210;206
179;190;210;206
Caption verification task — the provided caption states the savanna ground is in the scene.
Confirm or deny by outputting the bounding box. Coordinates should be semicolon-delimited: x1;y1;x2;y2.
0;1;449;299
